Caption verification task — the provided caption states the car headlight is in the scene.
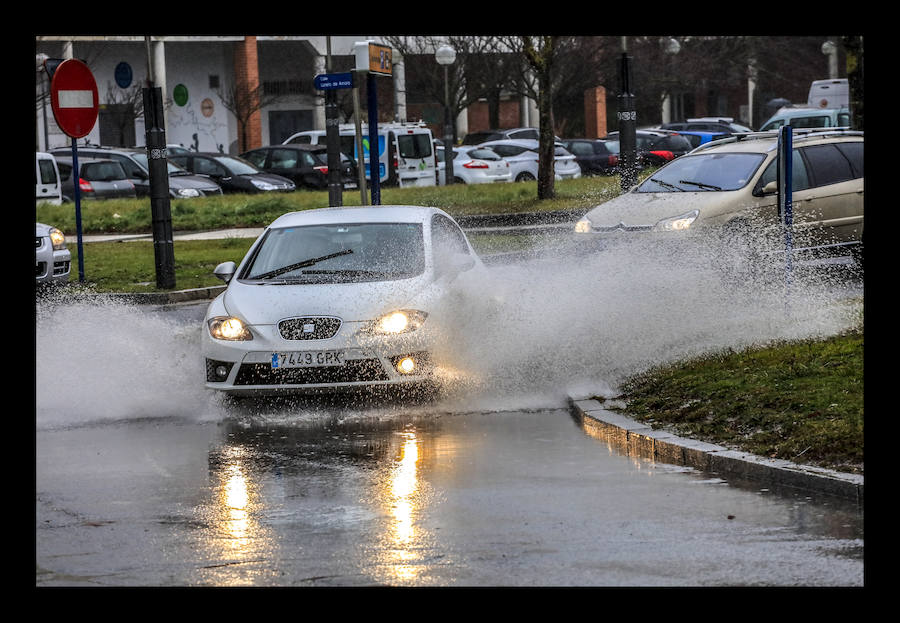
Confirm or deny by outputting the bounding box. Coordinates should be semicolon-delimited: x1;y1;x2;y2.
251;179;277;191
372;310;427;334
574;217;593;233
49;227;67;250
177;188;201;198
208;316;254;341
654;210;699;232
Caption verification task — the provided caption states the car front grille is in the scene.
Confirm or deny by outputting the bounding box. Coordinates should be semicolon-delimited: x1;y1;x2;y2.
278;316;342;340
233;358;389;385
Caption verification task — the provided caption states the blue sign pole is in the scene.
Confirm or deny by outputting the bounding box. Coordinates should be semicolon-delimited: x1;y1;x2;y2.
778;125;793;304
367;72;380;205
71;142;85;282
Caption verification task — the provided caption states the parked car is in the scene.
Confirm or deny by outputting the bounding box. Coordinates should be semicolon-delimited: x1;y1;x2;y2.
202;205;486;395
49;146;223;199
436;145;511;185
35;222;71;286
241;144;356;191
462;127;543;145
36;152;62;205
758;107;851;132
559;139;620;176
168;152;295;194
660;117;753;134
574;129;864;266
54;156;137;202
603;130;694;167
674;131;730;150
477;139;582;182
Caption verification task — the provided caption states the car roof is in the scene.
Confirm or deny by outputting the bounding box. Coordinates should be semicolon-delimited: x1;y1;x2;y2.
267;205;450;229
690;129;863;154
479;138;537;147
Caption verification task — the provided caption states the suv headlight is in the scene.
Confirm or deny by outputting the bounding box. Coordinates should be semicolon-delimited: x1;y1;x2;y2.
654;210;699;232
372;310;427;334
574;217;593;233
208;316;253;341
177;188;201;198
49;227;67;250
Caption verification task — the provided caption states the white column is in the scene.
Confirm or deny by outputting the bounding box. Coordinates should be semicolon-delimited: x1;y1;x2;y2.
314;54;326;131
392;53;406;122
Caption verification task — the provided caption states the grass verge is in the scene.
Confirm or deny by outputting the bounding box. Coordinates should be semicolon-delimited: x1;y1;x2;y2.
609;328;864;474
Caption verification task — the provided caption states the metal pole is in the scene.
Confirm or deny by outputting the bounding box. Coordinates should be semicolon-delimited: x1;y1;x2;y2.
443;65;454;185
618;51;638;192
367;72;380;205
778;125;793;305
71;143;85;282
143;86;176;290
352;79;367;205
325;37;342;207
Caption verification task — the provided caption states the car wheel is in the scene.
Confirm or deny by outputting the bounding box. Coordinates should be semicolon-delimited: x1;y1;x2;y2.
516;172;535;182
453;177;466;185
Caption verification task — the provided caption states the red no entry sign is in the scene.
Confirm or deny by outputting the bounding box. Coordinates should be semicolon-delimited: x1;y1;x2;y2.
50;59;99;139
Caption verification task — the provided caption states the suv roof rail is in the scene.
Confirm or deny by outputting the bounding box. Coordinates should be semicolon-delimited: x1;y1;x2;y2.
690;127;862;153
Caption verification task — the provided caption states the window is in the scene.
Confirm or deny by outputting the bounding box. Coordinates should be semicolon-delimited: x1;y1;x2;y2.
489;144;528;157
639;152;767;193
286;135;311;145
397;133;432;159
242;150;268;168
757;149;810;193
567;142;594;156
802;144;856;187
467;148;501;161
81;161;126;181
835;142;863;177
508;129;538;140
270;149;298;168
194;157;226;177
38;159;57;184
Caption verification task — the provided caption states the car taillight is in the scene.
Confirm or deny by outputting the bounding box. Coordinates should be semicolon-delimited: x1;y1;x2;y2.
462;161;489;169
79;178;93;192
649;150;675;161
609;155;619;165
313;165;328;174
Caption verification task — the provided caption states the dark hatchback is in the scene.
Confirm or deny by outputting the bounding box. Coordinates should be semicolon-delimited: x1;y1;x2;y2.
603;130;694;167
168;152;295;194
559;139;620;176
240;144;357;190
50;146;223;199
55;156;136;202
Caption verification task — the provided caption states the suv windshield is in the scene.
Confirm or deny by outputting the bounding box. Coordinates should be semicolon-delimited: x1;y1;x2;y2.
243;223;425;284
636;152;766;193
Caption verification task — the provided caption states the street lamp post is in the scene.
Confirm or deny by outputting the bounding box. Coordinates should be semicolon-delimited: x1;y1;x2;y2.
435;44;456;185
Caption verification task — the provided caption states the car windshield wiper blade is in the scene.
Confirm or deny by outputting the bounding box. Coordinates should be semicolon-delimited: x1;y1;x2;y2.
649;177;683;191
251;249;353;280
678;179;723;191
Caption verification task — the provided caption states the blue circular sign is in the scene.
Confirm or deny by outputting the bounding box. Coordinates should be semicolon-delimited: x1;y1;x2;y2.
114;62;133;88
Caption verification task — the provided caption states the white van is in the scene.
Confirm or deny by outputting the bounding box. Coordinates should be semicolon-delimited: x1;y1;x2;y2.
283;122;437;188
35;152;62;205
759;107;851;132
808;79;849;109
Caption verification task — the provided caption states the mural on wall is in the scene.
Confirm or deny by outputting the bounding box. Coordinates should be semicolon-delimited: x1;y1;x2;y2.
166;82;228;153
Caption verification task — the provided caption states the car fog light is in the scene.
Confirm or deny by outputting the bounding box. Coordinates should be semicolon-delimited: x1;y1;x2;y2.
215;365;229;378
396;356;417;374
574;217;593;233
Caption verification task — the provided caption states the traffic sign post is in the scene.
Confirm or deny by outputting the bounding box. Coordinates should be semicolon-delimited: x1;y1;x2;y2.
353;41;393;206
778;125;794;307
315;72;355;207
49;59;99;283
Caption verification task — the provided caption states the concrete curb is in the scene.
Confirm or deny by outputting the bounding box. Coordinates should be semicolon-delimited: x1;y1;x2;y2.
569;398;864;505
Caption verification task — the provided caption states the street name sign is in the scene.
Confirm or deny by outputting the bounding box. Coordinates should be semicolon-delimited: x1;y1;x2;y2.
314;72;355;90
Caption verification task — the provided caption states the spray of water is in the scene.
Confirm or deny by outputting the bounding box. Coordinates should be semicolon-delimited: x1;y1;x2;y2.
34;233;860;429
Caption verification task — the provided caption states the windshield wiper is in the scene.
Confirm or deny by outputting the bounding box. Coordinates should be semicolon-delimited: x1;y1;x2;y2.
678;179;722;191
251;249;353;280
649;177;683;191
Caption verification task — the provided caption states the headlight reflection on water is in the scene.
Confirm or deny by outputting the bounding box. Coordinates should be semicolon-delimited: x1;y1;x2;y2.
380;431;426;583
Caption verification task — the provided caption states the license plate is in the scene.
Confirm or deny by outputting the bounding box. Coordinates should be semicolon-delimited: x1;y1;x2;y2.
271;350;345;369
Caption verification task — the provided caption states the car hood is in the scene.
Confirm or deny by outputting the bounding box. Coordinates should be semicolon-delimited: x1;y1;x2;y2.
242;173;295;185
168;173;222;189
222;273;438;325
582;190;735;227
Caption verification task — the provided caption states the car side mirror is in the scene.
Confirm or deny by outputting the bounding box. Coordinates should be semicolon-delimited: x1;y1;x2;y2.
213;261;237;283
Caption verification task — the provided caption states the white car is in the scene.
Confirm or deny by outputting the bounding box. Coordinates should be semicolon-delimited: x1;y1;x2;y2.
477;139;582;182
203;205;485;396
436;145;511;185
35;222;71;285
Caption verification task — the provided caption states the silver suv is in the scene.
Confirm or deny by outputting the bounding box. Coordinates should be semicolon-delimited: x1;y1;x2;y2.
574;129;864;265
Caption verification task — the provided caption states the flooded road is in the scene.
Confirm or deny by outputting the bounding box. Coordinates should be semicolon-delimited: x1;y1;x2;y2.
36;405;862;587
36;238;864;586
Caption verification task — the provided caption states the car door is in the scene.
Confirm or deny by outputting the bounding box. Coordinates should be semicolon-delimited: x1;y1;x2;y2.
795;141;864;246
36;154;62;204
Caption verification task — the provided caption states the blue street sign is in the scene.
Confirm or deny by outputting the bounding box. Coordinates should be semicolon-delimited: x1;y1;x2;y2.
314;72;354;90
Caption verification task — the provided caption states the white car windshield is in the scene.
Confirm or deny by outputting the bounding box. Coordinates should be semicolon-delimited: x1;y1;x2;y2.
243;223;426;283
636;152;766;193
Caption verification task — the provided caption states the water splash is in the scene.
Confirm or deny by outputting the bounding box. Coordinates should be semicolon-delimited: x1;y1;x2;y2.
34;233;861;427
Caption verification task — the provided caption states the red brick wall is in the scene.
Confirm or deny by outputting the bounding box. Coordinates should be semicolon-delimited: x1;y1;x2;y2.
584;86;607;138
233;36;262;151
